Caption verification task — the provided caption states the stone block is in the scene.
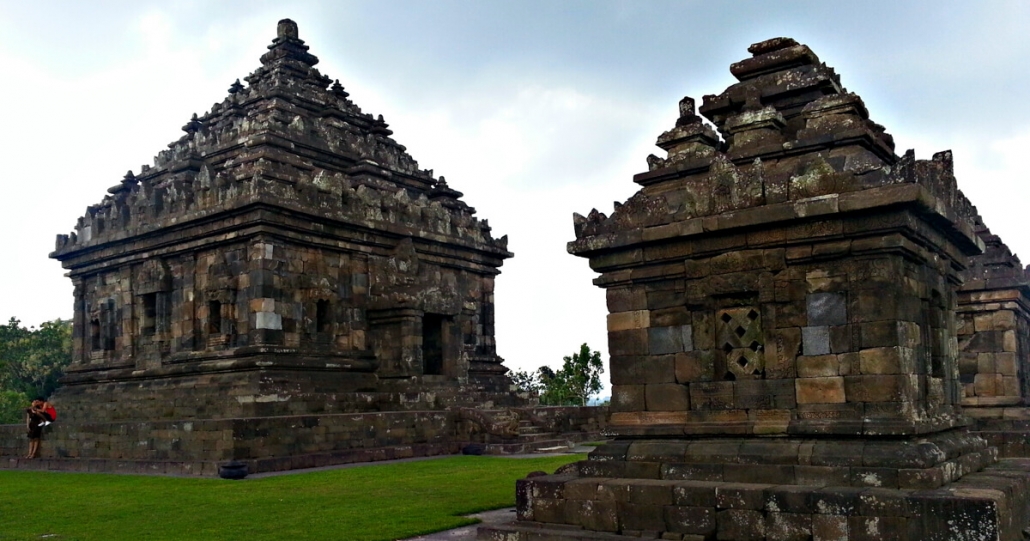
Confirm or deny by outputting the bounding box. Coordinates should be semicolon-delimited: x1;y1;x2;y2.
796;376;846;404
672;483;719;507
609;329;648;356
765;512;812;541
812;514;848;541
808;292;847;326
664;506;717;535
716;509;766;540
628;481;674;506
715;483;769;510
579;499;619;532
611;385;645;412
611;355;676;385
858;347;914;375
847;516;906;541
608;287;648;313
797;354;839;377
689;382;735;409
802;326;831;355
649;325;694;354
735;380;796;410
607;310;650;332
255;311;282;330
645;383;690;411
651;307;693;327
996;352;1018;376
765;327;801;379
617;502;666;531
844;375;918;403
675;351;715;383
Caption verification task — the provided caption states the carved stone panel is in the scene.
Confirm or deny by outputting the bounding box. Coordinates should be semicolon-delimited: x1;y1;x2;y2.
716;307;764;379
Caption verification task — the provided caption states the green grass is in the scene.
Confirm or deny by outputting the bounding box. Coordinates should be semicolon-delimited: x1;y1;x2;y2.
0;454;583;541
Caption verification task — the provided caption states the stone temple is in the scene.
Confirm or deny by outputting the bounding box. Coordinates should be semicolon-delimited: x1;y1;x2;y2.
483;38;1030;540
0;20;606;473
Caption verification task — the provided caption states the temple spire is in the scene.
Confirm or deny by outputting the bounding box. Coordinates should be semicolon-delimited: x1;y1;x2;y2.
260;18;318;67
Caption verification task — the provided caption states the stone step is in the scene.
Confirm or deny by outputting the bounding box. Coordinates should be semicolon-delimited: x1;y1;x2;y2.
481;439;573;455
517;432;558;442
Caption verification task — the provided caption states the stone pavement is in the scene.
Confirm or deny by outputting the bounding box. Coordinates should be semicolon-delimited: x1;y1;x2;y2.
398;508;516;541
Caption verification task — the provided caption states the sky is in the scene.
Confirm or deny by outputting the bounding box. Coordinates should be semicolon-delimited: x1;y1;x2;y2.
1;1;1029;392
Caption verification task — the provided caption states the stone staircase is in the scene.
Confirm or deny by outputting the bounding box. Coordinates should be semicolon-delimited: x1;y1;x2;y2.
481;419;593;455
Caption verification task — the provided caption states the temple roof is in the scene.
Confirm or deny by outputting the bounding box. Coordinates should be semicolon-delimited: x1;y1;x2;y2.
570;37;979;258
54;19;508;260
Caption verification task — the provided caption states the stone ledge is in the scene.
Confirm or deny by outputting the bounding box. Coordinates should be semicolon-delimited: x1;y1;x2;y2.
481;459;1030;540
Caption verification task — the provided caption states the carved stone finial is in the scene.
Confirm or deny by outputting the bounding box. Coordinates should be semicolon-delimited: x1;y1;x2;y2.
107;170;139;194
331;79;349;97
372;114;393;136
277;19;299;39
228;79;244;94
261;17;318;67
675;96;703;127
679;97;696;119
182;113;203;134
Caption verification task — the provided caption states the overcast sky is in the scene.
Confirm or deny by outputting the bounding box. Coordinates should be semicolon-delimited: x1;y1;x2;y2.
1;1;1028;391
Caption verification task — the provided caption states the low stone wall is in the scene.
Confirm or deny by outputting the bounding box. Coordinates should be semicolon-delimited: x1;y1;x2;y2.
518;406;608;437
0;405;608;475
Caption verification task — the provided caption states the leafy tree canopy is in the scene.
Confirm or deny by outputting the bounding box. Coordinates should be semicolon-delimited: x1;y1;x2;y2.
514;343;604;406
0;317;72;400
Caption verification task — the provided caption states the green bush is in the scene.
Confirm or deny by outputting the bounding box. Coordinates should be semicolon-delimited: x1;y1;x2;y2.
0;389;29;424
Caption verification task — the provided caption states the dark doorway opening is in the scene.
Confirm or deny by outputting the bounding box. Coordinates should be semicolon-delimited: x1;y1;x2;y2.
141;293;157;336
90;319;102;351
208;300;222;335
423;314;444;375
316;299;330;333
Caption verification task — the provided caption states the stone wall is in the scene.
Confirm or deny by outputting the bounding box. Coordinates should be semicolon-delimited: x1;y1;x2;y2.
1;406;608;474
957;217;1030;458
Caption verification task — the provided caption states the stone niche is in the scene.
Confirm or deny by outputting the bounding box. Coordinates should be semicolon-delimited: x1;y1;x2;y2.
482;38;1030;541
958;217;1030;458
48;19;517;426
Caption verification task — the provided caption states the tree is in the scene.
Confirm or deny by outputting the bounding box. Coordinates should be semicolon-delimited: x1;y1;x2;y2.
0;389;30;424
558;343;605;406
509;368;539;394
0;318;73;399
537;343;605;406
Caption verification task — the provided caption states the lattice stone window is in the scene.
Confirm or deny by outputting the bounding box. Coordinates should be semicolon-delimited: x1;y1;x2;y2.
716;307;764;380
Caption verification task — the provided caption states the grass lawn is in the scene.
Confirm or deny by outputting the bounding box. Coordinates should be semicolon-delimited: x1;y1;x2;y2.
0;454;582;541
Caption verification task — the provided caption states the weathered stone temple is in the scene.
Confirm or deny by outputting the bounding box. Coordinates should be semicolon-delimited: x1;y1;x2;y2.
960;218;1030;458
483;38;1030;540
0;20;606;473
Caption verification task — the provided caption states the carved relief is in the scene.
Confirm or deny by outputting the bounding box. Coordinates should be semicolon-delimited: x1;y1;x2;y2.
716;307;764;379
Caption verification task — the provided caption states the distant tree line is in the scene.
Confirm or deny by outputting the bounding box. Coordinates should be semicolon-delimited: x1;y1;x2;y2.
510;343;604;406
0;318;72;423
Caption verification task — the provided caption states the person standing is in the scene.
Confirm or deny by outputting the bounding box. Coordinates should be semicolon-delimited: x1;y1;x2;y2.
25;399;45;459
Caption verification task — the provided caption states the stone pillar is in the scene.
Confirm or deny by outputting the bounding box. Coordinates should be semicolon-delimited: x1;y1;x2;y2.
367;307;423;378
483;38;1030;541
247;239;283;346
